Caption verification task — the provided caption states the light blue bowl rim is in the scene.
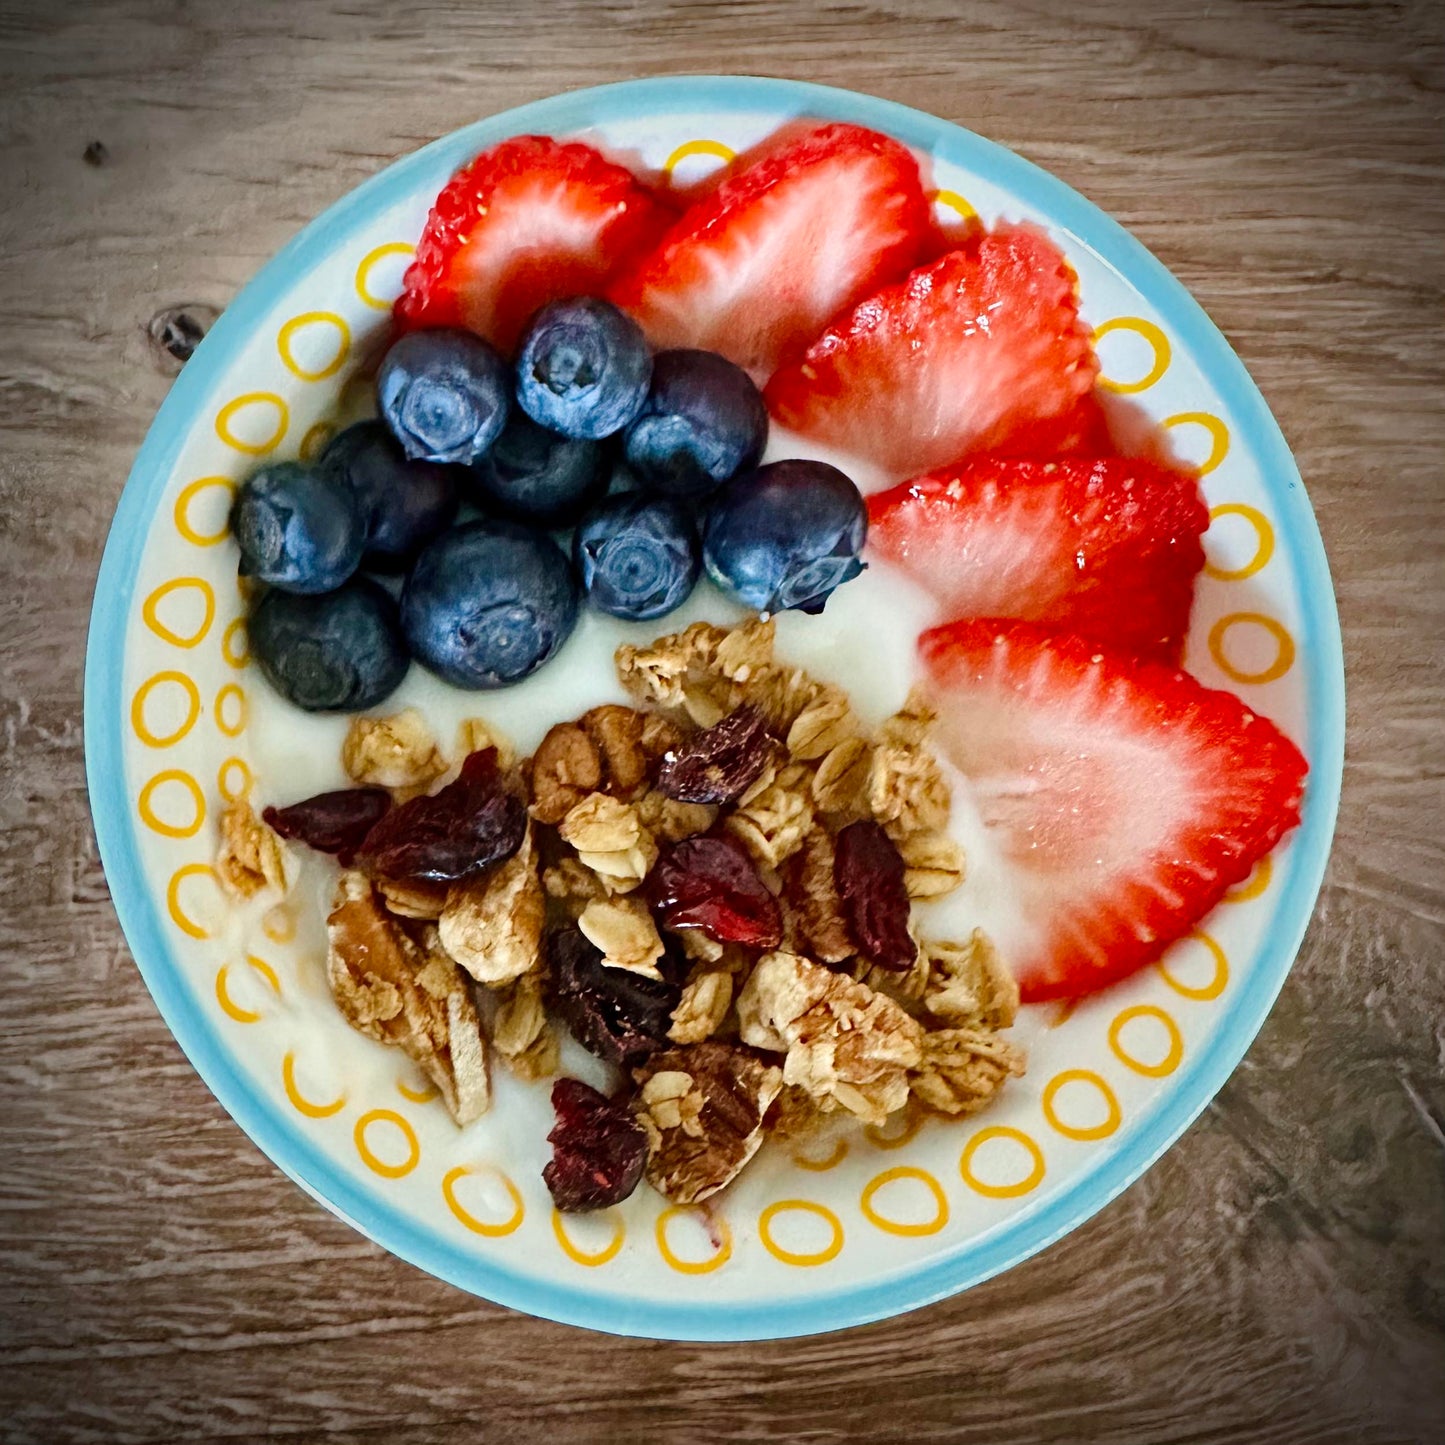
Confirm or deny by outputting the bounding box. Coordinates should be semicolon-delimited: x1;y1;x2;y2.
84;75;1345;1342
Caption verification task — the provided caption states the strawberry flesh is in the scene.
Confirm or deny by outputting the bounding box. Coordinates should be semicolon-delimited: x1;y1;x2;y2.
765;228;1098;478
989;389;1115;459
919;618;1307;1001
396;135;673;354
609;123;931;378
869;456;1208;661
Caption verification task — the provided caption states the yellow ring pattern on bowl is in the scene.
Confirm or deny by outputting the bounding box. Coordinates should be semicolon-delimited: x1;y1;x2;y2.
552;1208;626;1267
960;1126;1047;1199
215;684;248;738
142;576;216;650
1041;1070;1122;1142
1205;503;1275;581
442;1164;525;1237
396;1076;440;1105
864;1099;926;1151
277;311;351;383
174;477;236;546
1163;410;1230;475
221;617;250;669
261;903;297;944
165;863;223;940
282;1051;347;1118
1108;1005;1185;1078
758;1200;844;1266
218;756;254;803
1157;931;1230;1002
132;671;202;748
299;420;337;462
215;392;289;456
138;769;206;839
355;242;415;309
655;1207;732;1274
663;138;736;176
214;957;280;1025
931;187;978;222
860;1166;950;1237
1207;613;1296;685
1094;316;1172;394
354;1109;421;1180
790;1138;850;1172
1225;855;1272;903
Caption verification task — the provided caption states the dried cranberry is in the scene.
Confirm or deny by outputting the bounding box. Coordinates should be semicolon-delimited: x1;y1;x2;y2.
656;704;774;804
834;819;914;970
648;831;782;948
548;927;679;1066
543;1078;648;1212
354;747;525;882
262;787;391;866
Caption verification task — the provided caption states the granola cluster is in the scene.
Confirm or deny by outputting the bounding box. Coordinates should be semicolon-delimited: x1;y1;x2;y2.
231;620;1025;1210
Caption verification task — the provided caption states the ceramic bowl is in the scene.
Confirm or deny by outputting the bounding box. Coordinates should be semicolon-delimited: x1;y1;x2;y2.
85;76;1344;1340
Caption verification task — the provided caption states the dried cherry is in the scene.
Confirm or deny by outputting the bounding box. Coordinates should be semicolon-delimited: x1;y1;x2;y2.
354;747;525;882
543;1077;648;1212
656;704;774;804
547;926;680;1066
262;787;391;866
833;819;914;970
647;831;782;948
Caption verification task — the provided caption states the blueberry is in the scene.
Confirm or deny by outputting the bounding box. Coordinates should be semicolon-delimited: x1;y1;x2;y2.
378;328;510;464
468;411;608;528
249;579;409;712
702;460;868;614
321;421;459;571
229;461;364;594
574;491;701;621
623;349;768;500
402;520;580;689
516;298;651;440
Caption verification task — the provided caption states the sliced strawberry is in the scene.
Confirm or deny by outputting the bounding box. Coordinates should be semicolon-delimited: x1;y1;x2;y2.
765;228;1098;477
989;389;1115;459
919;618;1308;1001
608;123;931;378
396;135;673;354
868;456;1208;660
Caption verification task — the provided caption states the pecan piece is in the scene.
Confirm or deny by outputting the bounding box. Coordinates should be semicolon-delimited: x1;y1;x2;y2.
529;723;603;825
784;830;853;965
327;873;489;1125
634;1042;782;1204
580;704;649;796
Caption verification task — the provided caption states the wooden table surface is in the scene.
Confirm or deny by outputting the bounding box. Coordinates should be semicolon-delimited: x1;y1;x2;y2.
2;1;1442;1441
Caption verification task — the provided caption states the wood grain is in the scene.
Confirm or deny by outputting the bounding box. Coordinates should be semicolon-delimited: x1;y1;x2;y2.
1;0;1442;1440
